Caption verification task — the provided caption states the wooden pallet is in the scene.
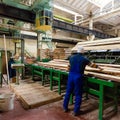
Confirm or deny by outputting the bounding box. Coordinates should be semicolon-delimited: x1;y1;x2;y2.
10;80;62;109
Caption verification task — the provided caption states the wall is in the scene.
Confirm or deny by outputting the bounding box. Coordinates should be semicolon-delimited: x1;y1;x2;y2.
0;29;81;57
0;37;37;57
25;39;37;57
52;29;81;38
0;37;14;51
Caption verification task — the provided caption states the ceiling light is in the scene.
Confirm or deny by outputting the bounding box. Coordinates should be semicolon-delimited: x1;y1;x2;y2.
53;4;81;16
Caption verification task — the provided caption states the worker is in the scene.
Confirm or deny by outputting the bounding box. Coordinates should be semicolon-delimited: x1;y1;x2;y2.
8;56;16;79
63;46;102;116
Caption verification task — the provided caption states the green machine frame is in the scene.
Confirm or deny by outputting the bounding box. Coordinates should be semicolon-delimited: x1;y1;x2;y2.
84;77;119;120
31;64;120;120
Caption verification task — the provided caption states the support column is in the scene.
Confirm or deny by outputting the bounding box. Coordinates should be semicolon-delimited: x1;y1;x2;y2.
21;39;24;79
115;29;118;37
74;15;77;25
0;51;2;87
14;42;17;55
89;17;93;30
37;32;42;61
87;12;95;41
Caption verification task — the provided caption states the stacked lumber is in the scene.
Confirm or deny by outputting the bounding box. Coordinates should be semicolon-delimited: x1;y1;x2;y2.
53;48;66;59
10;80;62;109
64;48;72;60
37;59;120;82
38;49;52;59
37;59;69;71
72;37;120;51
85;63;120;82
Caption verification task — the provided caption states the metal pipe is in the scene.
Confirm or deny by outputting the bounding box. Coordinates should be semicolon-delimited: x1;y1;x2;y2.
54;15;73;23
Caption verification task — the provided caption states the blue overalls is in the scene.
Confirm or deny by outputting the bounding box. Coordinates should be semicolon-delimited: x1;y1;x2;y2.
63;53;90;114
8;58;16;78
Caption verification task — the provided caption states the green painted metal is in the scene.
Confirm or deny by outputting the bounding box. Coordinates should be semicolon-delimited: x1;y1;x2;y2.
99;85;104;120
30;0;52;11
51;69;61;94
42;67;52;85
87;77;114;87
94;59;114;64
85;77;119;120
54;15;73;23
87;88;100;96
1;0;30;10
31;65;119;120
34;70;43;76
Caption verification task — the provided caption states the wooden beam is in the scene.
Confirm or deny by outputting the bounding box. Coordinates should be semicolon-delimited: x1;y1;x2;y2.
85;71;120;82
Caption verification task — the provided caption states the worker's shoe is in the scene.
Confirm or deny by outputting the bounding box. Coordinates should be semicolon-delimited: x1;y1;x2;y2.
73;110;84;116
73;112;80;116
64;108;70;112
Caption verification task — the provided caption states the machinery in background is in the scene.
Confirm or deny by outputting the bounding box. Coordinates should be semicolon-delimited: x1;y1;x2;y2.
35;2;53;61
35;9;52;32
84;49;120;64
35;9;53;61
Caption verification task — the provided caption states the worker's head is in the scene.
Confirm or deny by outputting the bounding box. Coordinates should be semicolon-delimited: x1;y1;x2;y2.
77;46;84;53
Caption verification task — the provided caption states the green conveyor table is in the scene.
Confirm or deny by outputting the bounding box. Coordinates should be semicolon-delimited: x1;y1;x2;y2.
31;64;120;120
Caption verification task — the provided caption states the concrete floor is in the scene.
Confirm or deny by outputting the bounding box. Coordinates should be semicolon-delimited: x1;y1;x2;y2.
0;84;120;120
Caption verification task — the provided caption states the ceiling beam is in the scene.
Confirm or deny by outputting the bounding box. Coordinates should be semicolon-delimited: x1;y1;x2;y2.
0;3;115;38
79;7;120;25
0;4;35;23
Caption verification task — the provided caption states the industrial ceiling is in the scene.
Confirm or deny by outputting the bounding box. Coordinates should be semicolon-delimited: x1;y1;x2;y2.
0;0;120;38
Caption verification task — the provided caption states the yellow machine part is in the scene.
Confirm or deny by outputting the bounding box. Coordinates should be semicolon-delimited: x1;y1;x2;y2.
35;17;52;31
12;39;21;43
35;25;52;31
35;18;40;28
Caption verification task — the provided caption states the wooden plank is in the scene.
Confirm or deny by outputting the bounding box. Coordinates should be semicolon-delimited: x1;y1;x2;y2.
37;61;69;71
10;80;62;109
37;60;120;82
78;40;120;46
86;66;120;76
98;63;120;68
72;37;120;51
77;37;120;45
85;71;120;82
72;44;120;51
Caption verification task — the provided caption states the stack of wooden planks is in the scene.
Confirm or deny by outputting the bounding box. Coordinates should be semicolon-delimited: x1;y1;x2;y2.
37;59;69;71
53;48;66;59
38;49;52;59
37;59;120;82
10;80;62;109
72;37;120;51
85;63;120;82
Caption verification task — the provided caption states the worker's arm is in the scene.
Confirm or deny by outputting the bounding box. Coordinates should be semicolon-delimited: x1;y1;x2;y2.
88;62;103;70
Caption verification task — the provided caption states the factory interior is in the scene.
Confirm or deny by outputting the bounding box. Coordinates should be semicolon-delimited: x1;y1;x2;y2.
0;0;120;120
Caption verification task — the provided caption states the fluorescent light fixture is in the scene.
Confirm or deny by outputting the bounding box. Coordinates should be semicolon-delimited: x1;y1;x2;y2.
20;31;37;36
54;4;81;16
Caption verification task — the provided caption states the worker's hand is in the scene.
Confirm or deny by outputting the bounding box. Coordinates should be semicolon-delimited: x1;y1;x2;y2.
67;65;70;71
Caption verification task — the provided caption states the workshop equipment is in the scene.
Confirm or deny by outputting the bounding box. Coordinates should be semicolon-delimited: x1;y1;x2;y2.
11;63;24;85
32;59;120;120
